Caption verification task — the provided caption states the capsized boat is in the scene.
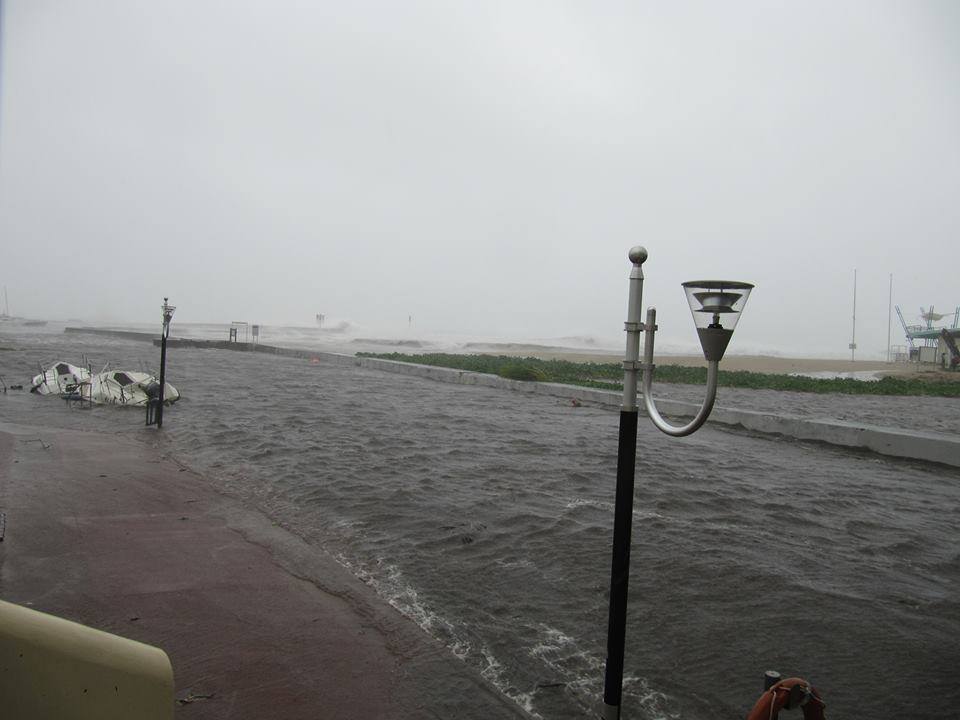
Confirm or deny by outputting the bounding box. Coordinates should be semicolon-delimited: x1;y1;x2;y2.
30;362;92;396
84;370;180;406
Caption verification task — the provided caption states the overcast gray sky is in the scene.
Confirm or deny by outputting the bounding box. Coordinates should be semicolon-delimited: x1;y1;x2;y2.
1;1;958;357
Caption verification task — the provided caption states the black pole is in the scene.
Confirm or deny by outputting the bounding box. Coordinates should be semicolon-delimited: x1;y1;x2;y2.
602;408;639;719
156;298;173;428
156;325;167;428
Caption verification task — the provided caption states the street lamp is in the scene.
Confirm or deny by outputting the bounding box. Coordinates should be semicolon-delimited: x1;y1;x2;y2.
602;248;752;720
156;298;176;428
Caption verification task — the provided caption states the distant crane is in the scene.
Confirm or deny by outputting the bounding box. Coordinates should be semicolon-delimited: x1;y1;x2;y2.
897;304;960;351
896;306;917;350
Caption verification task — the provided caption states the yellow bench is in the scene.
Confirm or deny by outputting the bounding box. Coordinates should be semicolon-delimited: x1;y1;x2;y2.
0;600;173;719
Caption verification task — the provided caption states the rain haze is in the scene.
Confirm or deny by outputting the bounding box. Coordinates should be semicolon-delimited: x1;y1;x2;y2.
1;1;958;358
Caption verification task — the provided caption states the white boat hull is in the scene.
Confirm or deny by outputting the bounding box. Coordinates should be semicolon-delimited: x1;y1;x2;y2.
83;371;180;406
31;362;91;396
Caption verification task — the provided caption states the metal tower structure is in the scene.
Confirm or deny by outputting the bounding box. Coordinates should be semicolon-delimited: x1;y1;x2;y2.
897;305;960;350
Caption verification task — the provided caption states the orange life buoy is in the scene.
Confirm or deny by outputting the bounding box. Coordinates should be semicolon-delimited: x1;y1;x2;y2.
746;677;826;720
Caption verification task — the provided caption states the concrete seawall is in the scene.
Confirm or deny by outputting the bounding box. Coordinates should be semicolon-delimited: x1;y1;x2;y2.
63;331;959;467
65;327;158;342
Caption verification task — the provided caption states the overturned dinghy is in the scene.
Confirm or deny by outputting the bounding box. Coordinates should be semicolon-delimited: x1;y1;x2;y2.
31;362;91;396
83;371;180;406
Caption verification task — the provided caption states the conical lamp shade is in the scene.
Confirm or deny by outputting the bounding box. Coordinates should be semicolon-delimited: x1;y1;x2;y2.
681;280;754;361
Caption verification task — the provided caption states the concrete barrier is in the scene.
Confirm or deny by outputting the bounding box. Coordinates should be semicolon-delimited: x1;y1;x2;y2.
65;327;158;342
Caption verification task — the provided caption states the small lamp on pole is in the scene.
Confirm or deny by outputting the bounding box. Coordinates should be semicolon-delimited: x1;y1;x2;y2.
602;248;752;719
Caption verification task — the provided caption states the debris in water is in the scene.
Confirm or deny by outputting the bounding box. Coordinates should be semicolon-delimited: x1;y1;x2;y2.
177;690;215;705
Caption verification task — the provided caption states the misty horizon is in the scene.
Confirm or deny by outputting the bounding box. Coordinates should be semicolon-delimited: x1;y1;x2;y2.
1;2;958;360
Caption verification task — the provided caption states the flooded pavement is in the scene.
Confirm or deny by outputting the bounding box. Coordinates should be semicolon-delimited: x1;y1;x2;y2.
1;326;958;719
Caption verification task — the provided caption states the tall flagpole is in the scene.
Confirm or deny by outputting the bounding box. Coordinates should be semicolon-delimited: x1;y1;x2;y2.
850;269;857;362
887;274;893;362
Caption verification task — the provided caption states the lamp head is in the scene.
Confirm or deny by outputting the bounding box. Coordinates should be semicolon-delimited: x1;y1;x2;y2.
681;280;754;361
162;298;176;326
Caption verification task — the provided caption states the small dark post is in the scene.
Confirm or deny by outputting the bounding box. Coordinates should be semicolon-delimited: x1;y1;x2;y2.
156;298;175;428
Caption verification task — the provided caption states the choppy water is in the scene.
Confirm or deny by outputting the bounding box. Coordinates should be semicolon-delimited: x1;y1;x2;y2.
1;325;958;719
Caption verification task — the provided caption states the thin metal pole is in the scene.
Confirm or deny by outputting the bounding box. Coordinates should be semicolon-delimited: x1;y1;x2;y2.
887;274;893;363
851;269;857;362
603;246;646;720
157;298;172;428
157;328;167;427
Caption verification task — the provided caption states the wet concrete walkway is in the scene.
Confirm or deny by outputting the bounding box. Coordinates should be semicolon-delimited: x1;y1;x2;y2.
0;422;527;720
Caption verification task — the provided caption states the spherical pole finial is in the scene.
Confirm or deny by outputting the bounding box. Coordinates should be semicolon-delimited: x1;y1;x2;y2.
628;246;648;265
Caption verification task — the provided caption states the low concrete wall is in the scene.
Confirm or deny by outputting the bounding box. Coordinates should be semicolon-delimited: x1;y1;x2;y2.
705;407;960;468
65;327;158;342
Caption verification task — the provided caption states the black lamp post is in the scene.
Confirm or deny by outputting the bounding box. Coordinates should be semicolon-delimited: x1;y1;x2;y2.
156;297;175;428
602;248;753;719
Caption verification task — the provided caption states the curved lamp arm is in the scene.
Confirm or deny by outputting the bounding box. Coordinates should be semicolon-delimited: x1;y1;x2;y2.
641;307;719;437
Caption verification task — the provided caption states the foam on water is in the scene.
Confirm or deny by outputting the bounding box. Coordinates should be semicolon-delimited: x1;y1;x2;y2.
788;370;883;381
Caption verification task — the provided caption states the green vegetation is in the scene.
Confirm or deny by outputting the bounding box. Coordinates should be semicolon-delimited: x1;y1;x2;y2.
356;352;960;398
497;362;550;382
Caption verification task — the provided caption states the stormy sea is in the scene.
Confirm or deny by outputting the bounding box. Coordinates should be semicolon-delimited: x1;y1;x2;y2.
1;323;958;719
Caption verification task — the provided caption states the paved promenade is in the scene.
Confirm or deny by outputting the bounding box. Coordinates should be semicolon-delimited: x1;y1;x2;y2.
0;422;527;720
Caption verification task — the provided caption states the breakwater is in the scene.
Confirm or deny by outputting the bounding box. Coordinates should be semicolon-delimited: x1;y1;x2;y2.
64;327;158;342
